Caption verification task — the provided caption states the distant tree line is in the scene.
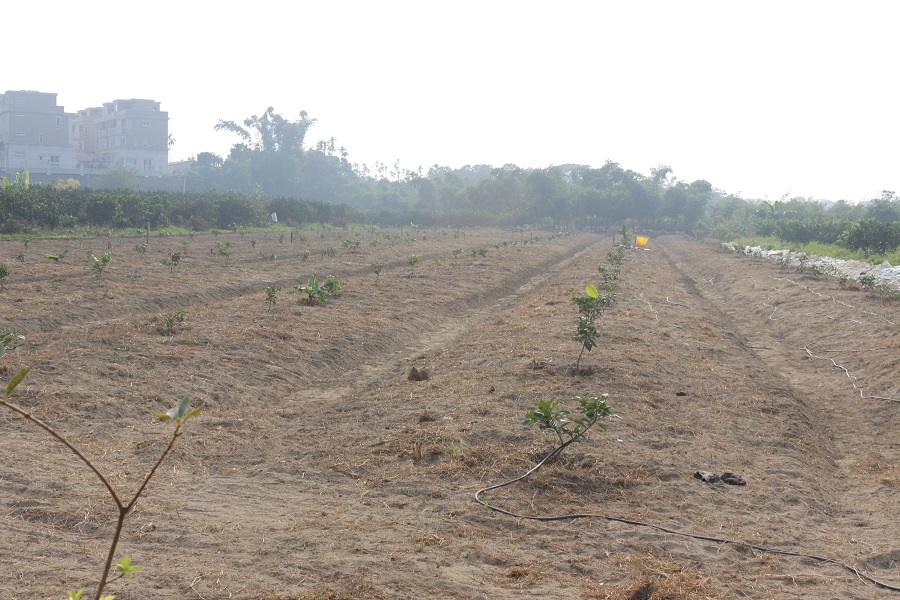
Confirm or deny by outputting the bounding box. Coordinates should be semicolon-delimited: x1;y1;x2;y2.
0;177;361;232
708;190;900;255
2;107;898;246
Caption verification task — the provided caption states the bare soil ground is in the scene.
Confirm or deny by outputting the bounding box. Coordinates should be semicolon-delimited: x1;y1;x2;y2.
1;229;899;599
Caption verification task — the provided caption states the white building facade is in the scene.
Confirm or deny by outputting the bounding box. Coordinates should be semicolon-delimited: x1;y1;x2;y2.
0;90;168;179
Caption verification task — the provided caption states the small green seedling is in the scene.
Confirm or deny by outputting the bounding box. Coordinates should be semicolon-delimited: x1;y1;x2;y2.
87;252;112;277
0;264;9;290
294;274;326;305
134;244;148;255
150;309;187;335
3;361;201;600
523;394;614;446
264;286;280;311
322;274;341;296
614;223;629;246
859;273;877;290
1;332;23;357
407;254;420;277
371;263;384;283
570;284;604;375
162;251;181;273
216;241;231;264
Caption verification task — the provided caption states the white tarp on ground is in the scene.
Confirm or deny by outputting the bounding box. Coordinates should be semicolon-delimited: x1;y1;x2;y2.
723;243;900;291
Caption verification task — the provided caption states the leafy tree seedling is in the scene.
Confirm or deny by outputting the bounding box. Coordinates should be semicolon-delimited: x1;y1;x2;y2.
150;309;187;335
294;274;326;305
87;252;112;277
570;284;604;375
407;254;420;277
216;241;231;265
3;363;201;600
371;262;384;283
162;251;181;273
264;285;280;311
322;274;341;296
0;263;9;290
523;394;614;446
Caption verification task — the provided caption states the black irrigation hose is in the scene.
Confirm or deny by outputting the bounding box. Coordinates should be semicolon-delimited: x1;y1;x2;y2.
474;439;900;593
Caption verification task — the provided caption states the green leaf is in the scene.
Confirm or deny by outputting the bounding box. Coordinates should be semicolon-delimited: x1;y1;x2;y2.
585;284;599;299
5;366;31;400
115;555;142;578
67;590;87;600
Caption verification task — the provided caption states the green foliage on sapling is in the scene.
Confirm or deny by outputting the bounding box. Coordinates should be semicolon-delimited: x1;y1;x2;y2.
371;263;384;283
216;241;231;264
162;251;181;273
294;274;326;305
322;274;340;295
407;254;420;277
570;284;604;374
264;286;280;311
2;355;201;600
87;252;112;277
150;309;187;335
523;394;614;446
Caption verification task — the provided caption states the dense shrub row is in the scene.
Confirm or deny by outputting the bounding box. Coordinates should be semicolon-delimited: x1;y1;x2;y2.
839;218;900;255
0;185;362;231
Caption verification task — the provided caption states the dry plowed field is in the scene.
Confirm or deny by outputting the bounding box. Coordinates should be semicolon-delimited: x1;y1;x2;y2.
1;229;899;599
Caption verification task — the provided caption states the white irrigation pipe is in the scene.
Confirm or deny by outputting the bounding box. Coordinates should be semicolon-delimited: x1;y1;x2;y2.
762;277;899;402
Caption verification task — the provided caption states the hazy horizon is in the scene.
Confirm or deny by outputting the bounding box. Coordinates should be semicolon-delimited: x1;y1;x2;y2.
6;1;899;203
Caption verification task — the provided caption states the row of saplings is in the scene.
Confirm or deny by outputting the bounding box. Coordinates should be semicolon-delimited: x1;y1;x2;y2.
0;234;630;599
476;238;629;522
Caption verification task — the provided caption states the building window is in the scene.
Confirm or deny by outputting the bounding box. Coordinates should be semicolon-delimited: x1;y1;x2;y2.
15;131;25;137
123;158;136;167
142;120;150;127
56;117;61;128
15;113;24;117
14;151;25;157
39;134;44;144
143;159;152;171
50;156;60;166
142;138;148;148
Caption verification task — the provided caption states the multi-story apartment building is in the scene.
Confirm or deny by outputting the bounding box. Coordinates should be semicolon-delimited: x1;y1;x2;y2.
0;90;168;179
0;90;75;174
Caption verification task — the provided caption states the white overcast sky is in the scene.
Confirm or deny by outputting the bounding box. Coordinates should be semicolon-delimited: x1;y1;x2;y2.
6;1;898;201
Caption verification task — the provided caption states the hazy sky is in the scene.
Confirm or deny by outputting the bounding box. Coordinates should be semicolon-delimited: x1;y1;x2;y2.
7;1;898;201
